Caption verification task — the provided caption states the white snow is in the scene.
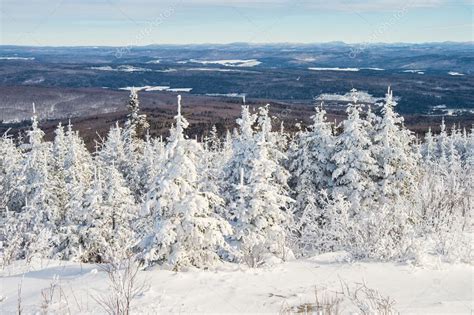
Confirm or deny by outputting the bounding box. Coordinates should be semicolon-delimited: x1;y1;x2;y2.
206;93;247;98
186;68;257;73
0;57;35;60
119;86;192;92
442;108;474;116
90;66;115;71
403;69;425;74
315;91;384;104
119;86;170;92
167;88;193;92
184;59;262;67
90;65;152;72
23;77;45;84
309;67;360;72
144;86;172;91
1;254;471;314
116;65;152;72
155;68;177;72
294;57;317;62
309;67;385;72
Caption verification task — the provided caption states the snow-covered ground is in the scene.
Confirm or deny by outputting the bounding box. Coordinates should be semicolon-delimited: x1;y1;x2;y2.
89;65;153;72
309;67;360;72
185;68;257;73
0;57;35;60
315;90;386;104
183;59;262;67
403;69;425;74
119;86;192;92
309;67;385;72
1;253;472;314
448;71;465;76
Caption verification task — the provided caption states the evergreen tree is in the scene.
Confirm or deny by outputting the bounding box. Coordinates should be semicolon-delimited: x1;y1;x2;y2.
125;88;149;139
227;105;293;266
0;132;24;213
331;98;378;211
288;105;335;219
98;122;127;172
421;127;436;166
79;164;137;262
53;121;94;259
372;87;418;201
223;106;258;203
14;105;59;260
137;132;165;198
141;96;231;269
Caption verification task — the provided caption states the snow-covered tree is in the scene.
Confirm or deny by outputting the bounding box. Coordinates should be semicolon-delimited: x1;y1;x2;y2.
414;120;473;263
288;104;335;221
202;126;224;195
11;105;58;260
308;191;353;254
79;164;137;262
98;122;127;171
0;132;25;264
137;132;165;198
331;96;378;212
222;129;233;163
0;132;24;213
226;105;293;266
119;89;150;199
466;126;474;168
0;87;472;267
421;128;436;166
52;121;94;259
125;88;149;139
223;106;258;201
372;87;418;201
141;96;231;269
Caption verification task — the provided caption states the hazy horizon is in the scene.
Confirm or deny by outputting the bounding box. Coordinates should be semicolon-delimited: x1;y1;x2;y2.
1;40;473;49
1;0;472;46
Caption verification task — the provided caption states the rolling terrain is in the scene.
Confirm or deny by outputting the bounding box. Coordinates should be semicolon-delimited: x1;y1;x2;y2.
1;43;473;145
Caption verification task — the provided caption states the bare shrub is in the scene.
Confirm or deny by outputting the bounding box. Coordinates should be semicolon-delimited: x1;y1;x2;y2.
17;277;23;315
39;275;71;315
93;256;149;315
339;280;397;315
281;281;397;315
40;276;58;314
242;244;266;268
280;287;342;315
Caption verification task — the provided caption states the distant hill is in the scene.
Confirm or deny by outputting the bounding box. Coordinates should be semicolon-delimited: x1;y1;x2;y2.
0;43;472;118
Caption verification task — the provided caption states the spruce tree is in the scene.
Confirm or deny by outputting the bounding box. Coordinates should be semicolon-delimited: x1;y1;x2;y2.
141;96;231;269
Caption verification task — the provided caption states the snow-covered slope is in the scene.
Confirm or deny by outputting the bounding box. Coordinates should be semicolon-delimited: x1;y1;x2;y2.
1;253;472;314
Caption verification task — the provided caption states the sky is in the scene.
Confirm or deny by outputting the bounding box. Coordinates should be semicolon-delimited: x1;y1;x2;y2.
0;0;472;46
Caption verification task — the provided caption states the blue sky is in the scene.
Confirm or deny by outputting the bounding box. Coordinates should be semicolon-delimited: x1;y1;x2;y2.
1;0;472;46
